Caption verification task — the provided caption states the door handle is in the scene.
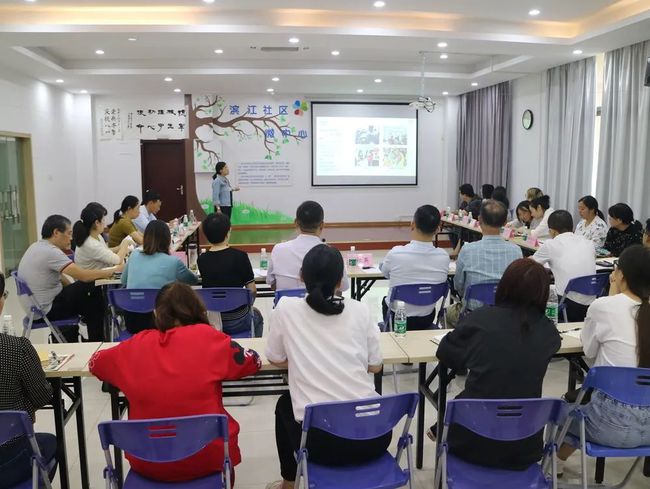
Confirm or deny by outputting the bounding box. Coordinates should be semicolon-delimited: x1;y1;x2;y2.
176;185;184;196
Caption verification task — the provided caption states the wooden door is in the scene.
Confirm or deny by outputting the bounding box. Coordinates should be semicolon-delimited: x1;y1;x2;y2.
141;140;186;221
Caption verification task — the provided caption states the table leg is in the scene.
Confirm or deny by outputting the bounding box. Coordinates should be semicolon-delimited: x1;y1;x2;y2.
110;386;124;489
351;278;357;300
73;377;90;489
416;362;426;469
434;364;449;474
50;378;70;489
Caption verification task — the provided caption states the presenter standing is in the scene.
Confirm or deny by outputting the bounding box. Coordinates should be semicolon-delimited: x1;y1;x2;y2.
212;161;239;219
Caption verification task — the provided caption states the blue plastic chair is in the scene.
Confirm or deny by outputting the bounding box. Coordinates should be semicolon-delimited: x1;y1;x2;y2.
195;288;255;338
558;274;609;323
296;393;419;489
107;289;159;341
98;414;231;489
435;398;565;489
384;282;449;332
273;288;307;308
12;271;80;343
461;281;499;316
556;367;650;489
0;411;56;489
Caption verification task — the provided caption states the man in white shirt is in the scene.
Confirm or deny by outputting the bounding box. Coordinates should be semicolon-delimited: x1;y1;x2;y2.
532;210;597;322
133;190;162;233
267;201;349;291
380;205;450;330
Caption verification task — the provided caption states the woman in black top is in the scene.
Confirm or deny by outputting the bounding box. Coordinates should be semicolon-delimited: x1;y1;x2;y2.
197;212;263;336
604;203;643;257
437;258;561;470
0;273;57;488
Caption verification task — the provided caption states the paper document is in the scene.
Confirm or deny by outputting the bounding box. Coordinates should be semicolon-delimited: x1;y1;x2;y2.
253;268;268;278
431;331;450;344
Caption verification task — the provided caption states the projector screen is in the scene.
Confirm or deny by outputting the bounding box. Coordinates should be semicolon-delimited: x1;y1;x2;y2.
311;102;418;186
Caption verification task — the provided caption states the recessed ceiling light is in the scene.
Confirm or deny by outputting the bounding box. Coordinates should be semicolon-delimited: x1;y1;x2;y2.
573;49;583;55
164;77;173;82
25;0;37;3
373;1;386;7
203;0;215;3
331;50;340;56
357;89;364;93
471;82;479;87
214;49;223;54
440;53;449;60
529;9;541;16
267;88;275;93
173;88;181;93
442;91;449;95
127;37;137;42
289;37;300;44
374;78;382;83
437;42;448;48
272;77;280;82
55;79;64;83
95;49;105;55
80;89;88;94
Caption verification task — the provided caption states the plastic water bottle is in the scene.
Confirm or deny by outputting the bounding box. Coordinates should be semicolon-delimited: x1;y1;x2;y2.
189;209;195;223
394;301;407;338
2;315;15;336
188;243;198;272
260;248;268;270
348;246;357;267
546;285;559;326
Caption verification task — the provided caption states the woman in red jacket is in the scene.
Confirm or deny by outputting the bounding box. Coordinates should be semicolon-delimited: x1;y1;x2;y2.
90;282;261;482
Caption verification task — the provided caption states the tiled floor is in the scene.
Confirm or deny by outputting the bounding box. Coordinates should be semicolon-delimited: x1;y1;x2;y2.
4;251;649;488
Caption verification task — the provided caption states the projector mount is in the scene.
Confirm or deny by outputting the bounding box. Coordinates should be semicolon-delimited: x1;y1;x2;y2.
409;51;436;112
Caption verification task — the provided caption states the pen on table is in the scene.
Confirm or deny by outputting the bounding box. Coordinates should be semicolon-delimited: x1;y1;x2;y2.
560;327;582;334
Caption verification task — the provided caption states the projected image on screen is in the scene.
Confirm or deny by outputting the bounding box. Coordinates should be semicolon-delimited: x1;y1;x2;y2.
312;103;418;186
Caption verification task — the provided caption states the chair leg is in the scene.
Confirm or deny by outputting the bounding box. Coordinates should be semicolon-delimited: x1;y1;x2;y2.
392;364;399;393
580;420;588;489
595;457;605;484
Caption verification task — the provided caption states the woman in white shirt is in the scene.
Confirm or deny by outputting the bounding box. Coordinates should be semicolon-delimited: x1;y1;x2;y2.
529;195;554;240
558;245;650;468
575;196;608;249
73;202;131;270
265;244;389;489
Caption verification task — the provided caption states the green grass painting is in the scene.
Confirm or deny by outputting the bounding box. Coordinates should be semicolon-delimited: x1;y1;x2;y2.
199;198;293;225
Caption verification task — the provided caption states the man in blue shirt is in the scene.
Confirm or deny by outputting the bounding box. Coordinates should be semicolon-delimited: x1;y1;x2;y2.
447;199;522;327
133;190;161;233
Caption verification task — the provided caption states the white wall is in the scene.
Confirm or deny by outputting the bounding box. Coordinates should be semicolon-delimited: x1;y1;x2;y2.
509;74;544;202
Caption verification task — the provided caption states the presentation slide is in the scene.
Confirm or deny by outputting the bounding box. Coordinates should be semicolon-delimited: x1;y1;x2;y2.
311;103;418;186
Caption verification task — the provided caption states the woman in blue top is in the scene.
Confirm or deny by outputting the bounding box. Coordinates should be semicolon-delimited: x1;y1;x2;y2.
121;220;198;333
212;161;239;219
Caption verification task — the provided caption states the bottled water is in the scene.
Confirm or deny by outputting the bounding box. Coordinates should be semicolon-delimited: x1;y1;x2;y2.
188;243;198;272
546;285;559;326
348;246;357;267
189;209;195;223
394;301;407;338
2;315;15;336
260;248;268;270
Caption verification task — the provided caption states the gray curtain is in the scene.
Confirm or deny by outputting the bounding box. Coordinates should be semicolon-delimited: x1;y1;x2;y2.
456;81;512;191
541;57;596;214
597;40;650;218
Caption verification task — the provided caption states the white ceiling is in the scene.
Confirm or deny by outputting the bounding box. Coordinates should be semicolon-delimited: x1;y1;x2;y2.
0;0;648;97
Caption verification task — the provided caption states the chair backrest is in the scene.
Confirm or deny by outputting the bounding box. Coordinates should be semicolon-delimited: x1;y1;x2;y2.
388;283;448;307
464;281;499;306
98;414;229;463
0;410;33;445
11;271;33;297
273;288;307;307
108;288;159;314
196;288;253;313
302;393;418;440
444;398;565;441
582;366;650;406
564;274;609;297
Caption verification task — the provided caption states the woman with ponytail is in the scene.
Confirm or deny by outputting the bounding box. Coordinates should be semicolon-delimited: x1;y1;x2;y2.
74;202;132;269
576;195;608;248
558;245;650;469
108;195;143;247
264;244;389;489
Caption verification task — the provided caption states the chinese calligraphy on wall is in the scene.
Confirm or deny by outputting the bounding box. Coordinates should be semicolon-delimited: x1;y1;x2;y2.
98;106;188;140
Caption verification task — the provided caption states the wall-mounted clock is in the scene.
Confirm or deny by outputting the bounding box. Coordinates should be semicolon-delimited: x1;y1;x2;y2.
522;109;534;130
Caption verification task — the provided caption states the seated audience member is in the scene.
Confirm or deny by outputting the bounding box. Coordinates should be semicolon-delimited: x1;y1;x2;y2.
492;186;510;210
482;184;495;201
532;210;597;322
603;203;643;257
267;201;349;291
108;195;143;247
17;215;120;342
436;259;561;469
133;190;162;234
379;205;450;330
447;200;523;327
265;244;388;489
90;282;261;483
506;201;533;229
198;213;263;337
557;245;650;471
575;196;608;249
121;220;198;334
459;183;482;219
644;219;650;248
526;187;544;201
529;195;555;240
0;272;58;488
74;202;131;269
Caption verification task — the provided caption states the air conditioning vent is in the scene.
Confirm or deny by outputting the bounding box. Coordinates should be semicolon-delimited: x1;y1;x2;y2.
260;46;300;52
